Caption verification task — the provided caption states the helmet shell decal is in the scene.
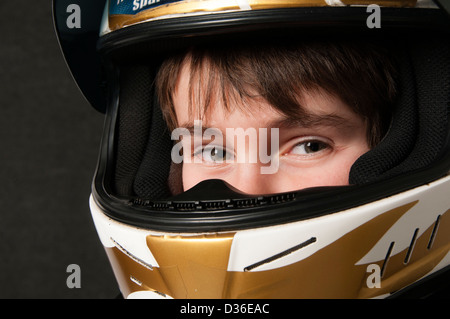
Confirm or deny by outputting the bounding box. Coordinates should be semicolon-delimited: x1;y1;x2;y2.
90;175;450;299
106;0;418;32
109;0;181;16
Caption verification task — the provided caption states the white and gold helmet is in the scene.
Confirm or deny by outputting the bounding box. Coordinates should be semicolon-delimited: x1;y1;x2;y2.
54;0;450;299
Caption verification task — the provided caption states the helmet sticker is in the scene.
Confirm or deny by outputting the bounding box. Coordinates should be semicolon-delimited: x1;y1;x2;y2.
106;0;418;32
110;0;180;16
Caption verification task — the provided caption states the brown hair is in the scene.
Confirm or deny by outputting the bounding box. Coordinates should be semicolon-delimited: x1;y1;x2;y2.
156;39;398;148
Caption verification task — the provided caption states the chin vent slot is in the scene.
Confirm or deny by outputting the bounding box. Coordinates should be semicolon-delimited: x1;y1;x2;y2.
233;197;264;208
427;215;441;250
404;228;419;265
173;202;198;211
202;200;230;210
244;237;317;272
268;193;296;204
381;241;395;278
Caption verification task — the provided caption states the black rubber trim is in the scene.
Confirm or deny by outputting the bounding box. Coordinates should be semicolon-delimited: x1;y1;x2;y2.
98;7;450;57
92;166;450;233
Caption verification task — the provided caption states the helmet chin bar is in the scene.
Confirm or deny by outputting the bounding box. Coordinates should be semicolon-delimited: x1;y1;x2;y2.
90;174;450;299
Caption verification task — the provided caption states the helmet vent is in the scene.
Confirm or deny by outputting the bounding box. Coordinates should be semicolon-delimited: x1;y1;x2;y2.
234;197;263;208
266;193;296;204
381;241;395;278
381;215;442;277
110;237;154;271
427;215;441;250
173;201;200;211
202;200;230;210
243;237;317;272
404;228;419;265
131;187;297;211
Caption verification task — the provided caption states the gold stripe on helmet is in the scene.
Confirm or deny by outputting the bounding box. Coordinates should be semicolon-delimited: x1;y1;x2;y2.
105;202;450;299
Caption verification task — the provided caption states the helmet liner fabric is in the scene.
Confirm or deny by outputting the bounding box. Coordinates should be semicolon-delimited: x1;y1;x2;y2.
350;38;450;184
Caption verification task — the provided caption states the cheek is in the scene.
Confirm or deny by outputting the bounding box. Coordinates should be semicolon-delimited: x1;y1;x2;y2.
313;147;368;185
315;164;352;185
182;163;200;191
285;166;350;188
278;149;367;188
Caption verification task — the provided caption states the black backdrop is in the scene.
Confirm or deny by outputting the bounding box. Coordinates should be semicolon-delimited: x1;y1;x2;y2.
2;0;450;301
0;1;118;298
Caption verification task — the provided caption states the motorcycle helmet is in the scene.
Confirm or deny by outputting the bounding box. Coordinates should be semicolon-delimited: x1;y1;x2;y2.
54;0;450;299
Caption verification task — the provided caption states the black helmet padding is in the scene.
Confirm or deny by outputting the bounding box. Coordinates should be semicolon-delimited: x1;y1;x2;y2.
350;37;450;185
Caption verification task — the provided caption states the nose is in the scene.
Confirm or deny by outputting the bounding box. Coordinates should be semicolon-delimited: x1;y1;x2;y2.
226;163;279;195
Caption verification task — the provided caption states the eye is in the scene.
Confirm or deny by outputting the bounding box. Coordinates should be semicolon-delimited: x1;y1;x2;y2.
290;140;330;156
194;145;234;164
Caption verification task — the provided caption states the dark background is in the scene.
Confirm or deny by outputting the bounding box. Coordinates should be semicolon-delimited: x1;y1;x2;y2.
1;0;449;301
0;1;118;298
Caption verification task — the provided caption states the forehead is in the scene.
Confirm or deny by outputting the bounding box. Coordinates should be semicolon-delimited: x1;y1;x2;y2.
173;60;278;127
172;56;364;130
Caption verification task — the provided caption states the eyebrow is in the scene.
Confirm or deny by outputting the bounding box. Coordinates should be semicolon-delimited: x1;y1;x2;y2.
269;113;357;130
178;113;356;134
178;124;221;135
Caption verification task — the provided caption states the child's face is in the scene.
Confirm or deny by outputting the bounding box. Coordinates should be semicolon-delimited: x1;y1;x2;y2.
173;64;370;195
